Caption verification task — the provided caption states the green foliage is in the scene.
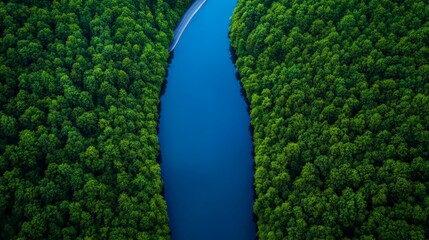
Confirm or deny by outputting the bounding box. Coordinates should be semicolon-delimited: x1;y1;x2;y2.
0;0;193;239
230;0;429;238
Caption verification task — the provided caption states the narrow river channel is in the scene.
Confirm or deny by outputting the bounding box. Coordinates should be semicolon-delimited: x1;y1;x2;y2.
158;0;256;239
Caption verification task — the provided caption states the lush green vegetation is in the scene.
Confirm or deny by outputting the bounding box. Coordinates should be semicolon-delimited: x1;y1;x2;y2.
230;0;429;239
0;0;192;238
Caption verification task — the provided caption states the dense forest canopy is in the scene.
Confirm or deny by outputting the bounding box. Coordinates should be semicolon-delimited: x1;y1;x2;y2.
230;0;429;239
0;0;192;239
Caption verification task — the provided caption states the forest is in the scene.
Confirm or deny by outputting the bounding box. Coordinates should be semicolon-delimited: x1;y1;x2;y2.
230;0;429;239
0;0;192;239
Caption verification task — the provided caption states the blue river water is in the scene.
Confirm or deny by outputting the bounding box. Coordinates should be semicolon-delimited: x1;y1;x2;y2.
158;0;256;239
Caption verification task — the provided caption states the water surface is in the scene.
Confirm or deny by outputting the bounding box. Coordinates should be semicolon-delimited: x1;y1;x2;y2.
158;0;256;239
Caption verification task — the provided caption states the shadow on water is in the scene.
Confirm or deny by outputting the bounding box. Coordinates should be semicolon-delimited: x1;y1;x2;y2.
156;50;175;236
229;35;259;233
156;51;174;166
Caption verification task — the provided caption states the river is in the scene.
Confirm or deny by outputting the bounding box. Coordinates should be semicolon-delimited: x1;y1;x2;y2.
158;0;256;239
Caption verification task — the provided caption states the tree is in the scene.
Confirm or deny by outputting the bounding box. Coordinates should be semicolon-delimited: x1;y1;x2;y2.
230;0;429;238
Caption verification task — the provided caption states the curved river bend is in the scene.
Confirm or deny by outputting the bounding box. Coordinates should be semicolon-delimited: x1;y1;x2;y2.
158;0;256;239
